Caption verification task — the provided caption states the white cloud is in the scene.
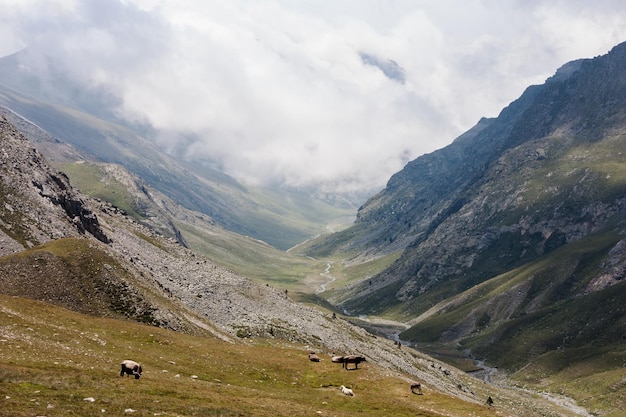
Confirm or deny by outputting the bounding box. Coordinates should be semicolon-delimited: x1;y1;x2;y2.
1;0;626;193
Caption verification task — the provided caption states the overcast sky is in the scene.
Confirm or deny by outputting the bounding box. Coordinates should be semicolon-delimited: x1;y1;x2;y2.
2;0;626;194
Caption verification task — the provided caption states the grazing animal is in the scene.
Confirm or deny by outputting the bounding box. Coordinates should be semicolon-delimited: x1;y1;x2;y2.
339;385;354;396
410;382;423;395
486;396;494;406
332;355;367;370
308;352;321;362
342;355;366;370
120;360;143;379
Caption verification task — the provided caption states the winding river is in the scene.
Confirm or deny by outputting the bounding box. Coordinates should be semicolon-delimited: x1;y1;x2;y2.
315;261;335;293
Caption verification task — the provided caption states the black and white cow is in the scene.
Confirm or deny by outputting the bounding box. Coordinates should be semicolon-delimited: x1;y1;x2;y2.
120;360;143;379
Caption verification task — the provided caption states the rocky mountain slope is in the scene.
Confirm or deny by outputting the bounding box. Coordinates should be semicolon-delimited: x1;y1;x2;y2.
0;113;345;342
307;42;626;414
318;42;626;313
0;114;598;417
0;107;334;288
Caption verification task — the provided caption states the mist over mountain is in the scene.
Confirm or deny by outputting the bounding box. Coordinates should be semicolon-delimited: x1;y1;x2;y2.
359;52;406;84
0;53;357;250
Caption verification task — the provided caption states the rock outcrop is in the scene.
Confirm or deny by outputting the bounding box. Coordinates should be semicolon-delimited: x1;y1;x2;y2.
0;116;109;249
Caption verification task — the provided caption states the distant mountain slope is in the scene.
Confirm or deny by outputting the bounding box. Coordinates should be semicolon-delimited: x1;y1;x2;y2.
0;108;340;290
0;58;354;249
307;42;626;414
319;41;626;314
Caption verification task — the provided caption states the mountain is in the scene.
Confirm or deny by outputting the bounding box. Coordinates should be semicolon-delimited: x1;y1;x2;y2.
307;42;626;415
0;51;355;250
1;113;587;417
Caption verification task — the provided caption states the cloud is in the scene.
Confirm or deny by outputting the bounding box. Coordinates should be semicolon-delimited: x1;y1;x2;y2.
359;52;406;84
2;0;626;193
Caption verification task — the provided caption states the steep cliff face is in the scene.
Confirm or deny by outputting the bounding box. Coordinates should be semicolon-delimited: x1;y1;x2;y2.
0;115;109;251
329;43;626;324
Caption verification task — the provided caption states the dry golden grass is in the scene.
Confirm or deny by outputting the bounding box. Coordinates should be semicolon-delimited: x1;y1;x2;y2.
0;294;509;417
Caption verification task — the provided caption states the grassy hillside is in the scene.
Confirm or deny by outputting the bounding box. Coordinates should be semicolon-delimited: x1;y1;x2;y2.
49;161;333;292
53;162;148;220
398;229;626;417
0;238;161;324
0;294;510;417
174;219;325;290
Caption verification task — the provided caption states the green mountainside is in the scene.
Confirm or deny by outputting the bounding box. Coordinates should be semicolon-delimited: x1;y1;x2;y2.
306;42;626;414
2;294;572;417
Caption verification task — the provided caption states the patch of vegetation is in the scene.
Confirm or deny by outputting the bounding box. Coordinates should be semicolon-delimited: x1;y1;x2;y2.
513;346;626;417
176;220;323;291
292;292;341;314
0;237;158;324
338;252;402;288
396;229;626;417
54;162;147;219
302;223;370;258
132;229;167;252
340;280;406;317
244;186;356;250
477;281;626;417
402;226;623;340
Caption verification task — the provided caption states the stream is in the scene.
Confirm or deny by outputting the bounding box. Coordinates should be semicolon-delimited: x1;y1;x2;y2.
315;260;335;293
379;326;593;416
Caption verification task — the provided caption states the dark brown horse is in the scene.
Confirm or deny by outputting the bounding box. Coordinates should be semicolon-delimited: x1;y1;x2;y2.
332;355;366;370
410;382;422;395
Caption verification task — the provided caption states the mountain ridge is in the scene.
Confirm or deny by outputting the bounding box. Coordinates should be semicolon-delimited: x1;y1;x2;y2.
322;41;626;313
